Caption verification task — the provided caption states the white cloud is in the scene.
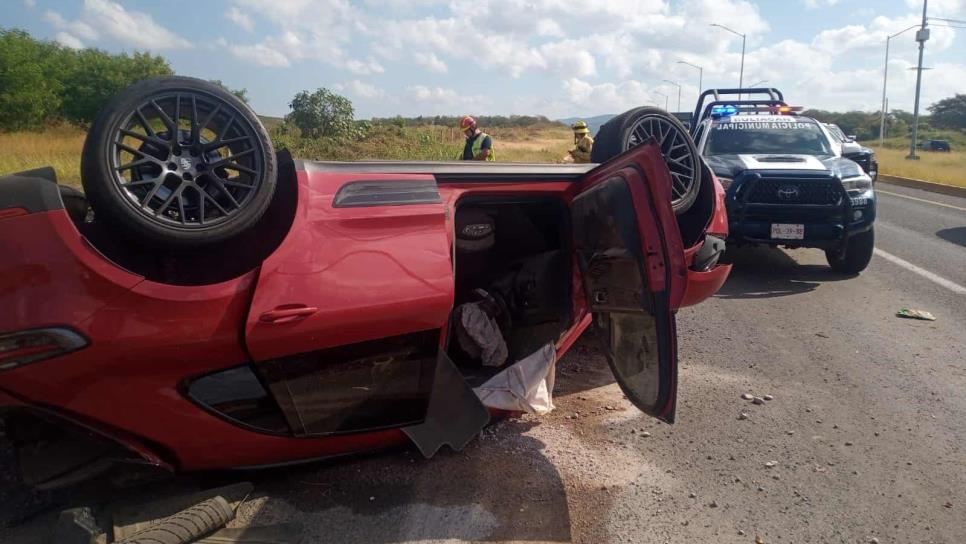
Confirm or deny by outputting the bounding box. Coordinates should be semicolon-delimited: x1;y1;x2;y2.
335;80;386;99
345;57;385;75
414;52;448;73
226;7;255;32
23;0;36;7
407;85;459;103
905;0;964;15
804;0;840;8
535;19;564;38
79;0;191;49
563;78;657;113
224;40;290;67
54;32;85;49
539;39;596;77
44;10;99;41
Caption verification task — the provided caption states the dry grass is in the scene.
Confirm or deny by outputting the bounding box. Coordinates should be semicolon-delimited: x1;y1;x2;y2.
868;146;966;188
0;124;578;193
0;125;86;188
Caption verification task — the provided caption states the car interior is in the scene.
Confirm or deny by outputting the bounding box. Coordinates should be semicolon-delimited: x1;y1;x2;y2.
448;197;573;386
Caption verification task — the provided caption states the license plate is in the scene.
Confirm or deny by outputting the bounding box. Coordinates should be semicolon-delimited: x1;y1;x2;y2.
771;223;804;240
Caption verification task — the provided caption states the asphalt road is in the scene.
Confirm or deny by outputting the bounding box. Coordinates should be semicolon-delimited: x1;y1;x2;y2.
3;182;965;544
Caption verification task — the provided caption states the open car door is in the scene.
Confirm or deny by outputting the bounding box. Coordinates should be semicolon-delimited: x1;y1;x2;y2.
570;141;687;423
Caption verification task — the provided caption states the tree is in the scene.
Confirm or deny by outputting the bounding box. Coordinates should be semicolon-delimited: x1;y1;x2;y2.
0;29;173;129
209;80;249;104
286;88;355;138
59;49;172;124
928;94;966;130
0;29;64;129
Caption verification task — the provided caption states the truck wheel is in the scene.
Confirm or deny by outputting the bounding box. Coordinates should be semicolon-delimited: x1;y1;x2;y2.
81;76;276;248
591;107;701;215
826;228;874;274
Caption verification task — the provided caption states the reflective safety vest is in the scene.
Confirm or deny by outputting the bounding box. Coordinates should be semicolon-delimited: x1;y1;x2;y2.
465;132;495;161
571;134;593;163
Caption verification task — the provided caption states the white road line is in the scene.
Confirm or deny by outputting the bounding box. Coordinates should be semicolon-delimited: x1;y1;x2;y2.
877;189;966;213
874;248;966;295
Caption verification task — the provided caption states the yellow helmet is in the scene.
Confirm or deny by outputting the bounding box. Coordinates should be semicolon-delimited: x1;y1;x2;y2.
572;120;589;134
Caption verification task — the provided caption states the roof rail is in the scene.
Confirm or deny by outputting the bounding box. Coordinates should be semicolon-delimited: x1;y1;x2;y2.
691;88;786;130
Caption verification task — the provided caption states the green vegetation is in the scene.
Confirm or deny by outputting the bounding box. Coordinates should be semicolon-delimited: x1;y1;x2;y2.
928;94;966;131
286;87;358;138
0;29;172;129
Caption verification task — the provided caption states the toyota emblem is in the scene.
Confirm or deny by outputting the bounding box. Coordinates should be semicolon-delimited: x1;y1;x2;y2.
777;185;800;201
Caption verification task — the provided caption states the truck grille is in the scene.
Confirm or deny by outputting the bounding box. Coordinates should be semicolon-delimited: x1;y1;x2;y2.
746;179;842;205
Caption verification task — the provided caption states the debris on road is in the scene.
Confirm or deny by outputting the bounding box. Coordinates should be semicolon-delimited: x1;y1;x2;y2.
763;395;774;401
741;393;754;400
764;461;778;468
896;308;936;321
738;412;750;420
752;397;765;405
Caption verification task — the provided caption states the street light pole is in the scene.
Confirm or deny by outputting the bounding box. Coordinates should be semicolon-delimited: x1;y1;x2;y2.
654;91;669;111
908;0;929;160
749;79;768;87
879;25;919;147
676;60;703;102
711;23;746;98
663;80;682;112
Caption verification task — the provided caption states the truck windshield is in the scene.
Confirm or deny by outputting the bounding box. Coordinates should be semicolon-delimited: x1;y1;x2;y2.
705;119;834;156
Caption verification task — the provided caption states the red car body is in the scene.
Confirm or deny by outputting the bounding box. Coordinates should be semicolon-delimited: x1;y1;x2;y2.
0;143;730;487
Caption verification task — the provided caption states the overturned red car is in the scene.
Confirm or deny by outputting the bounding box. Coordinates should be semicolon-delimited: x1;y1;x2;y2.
0;77;730;489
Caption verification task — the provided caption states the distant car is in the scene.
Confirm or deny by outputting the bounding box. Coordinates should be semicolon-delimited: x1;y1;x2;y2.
919;139;951;152
0;76;731;489
824;123;878;181
690;88;876;274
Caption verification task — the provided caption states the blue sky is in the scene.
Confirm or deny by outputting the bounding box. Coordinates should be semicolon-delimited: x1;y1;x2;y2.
7;0;966;119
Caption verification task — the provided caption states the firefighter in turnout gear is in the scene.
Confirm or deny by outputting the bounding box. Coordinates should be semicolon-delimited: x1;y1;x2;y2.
459;116;494;161
569;120;593;163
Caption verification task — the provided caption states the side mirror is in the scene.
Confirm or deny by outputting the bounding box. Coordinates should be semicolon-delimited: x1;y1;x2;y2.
847;135;857;142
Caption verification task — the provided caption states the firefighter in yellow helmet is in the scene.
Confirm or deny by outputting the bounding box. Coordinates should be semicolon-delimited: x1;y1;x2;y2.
568;120;593;163
458;116;494;161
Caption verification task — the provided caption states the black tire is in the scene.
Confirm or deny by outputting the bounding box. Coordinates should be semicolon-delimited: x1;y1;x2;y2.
591;106;701;214
826;227;875;274
81;76;276;248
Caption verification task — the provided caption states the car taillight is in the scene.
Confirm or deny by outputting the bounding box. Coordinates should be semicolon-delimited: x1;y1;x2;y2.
0;328;88;371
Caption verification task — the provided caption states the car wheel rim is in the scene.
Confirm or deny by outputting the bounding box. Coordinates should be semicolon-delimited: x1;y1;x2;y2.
109;91;264;230
622;114;697;208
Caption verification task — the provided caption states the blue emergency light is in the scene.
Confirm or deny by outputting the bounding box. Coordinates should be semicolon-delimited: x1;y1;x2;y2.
710;105;738;117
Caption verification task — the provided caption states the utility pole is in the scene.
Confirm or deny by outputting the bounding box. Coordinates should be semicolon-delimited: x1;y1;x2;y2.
880;25;919;147
908;0;929;160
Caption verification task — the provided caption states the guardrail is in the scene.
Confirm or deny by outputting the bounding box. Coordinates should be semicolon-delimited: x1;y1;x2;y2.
877;174;966;199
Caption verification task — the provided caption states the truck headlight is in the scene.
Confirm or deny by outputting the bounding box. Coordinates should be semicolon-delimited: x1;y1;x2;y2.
841;174;872;195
